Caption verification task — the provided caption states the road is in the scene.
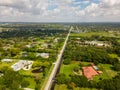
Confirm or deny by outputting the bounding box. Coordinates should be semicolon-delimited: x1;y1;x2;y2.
44;26;73;90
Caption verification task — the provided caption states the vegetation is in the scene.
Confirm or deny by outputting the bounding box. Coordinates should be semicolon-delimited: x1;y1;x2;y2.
0;23;120;90
0;23;69;90
55;23;120;90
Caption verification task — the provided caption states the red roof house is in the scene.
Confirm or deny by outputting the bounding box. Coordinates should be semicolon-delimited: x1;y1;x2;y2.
82;66;99;79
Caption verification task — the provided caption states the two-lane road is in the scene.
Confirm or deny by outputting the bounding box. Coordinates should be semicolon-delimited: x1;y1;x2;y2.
44;26;73;90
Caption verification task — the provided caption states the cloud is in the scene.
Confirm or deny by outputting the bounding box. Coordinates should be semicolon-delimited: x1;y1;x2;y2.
0;0;120;22
0;0;49;15
76;0;120;19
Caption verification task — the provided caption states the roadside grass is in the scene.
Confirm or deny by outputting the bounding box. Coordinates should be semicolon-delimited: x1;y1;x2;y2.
40;64;55;90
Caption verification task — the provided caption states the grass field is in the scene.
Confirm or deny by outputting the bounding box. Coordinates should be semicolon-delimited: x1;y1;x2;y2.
118;39;120;43
0;60;18;69
55;61;118;90
54;84;97;90
60;61;90;76
93;64;117;82
60;61;118;82
60;61;80;76
71;32;110;37
60;61;94;77
24;77;36;89
54;84;67;90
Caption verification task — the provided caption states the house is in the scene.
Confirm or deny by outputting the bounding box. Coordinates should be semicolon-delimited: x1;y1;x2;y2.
36;53;49;58
84;41;109;47
0;73;3;77
11;60;33;71
82;66;98;80
54;38;58;43
0;71;3;77
2;59;13;62
91;63;99;70
82;64;103;80
21;52;28;57
25;45;31;48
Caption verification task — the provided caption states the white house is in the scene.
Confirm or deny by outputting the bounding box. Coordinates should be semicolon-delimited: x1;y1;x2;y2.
11;60;33;71
2;59;13;62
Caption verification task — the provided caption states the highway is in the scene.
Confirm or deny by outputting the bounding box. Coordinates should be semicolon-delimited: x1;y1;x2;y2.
44;26;73;90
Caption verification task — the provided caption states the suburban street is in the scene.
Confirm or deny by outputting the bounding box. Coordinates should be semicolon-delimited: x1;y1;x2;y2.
44;26;73;90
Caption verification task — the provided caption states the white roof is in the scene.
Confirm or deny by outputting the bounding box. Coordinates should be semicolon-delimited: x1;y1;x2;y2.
11;60;33;71
2;59;13;62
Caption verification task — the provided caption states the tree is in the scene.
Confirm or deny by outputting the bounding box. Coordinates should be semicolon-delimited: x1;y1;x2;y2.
32;61;42;68
113;63;120;71
63;59;71;65
55;73;70;84
73;66;79;72
71;75;88;87
21;80;29;88
68;82;76;89
0;68;23;90
9;48;20;57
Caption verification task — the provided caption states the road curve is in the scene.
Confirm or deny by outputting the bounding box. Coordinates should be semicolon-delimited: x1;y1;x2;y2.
44;26;73;90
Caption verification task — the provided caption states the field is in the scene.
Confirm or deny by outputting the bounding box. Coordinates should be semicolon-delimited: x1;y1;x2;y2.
71;31;120;38
71;32;111;37
60;61;80;77
57;61;118;89
61;61;117;81
54;84;97;90
24;77;36;89
93;64;117;82
0;60;18;69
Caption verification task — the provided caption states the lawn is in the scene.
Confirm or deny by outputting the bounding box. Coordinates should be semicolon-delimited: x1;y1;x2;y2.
118;40;120;43
74;87;97;90
60;61;80;76
54;84;97;90
0;60;18;69
60;61;92;77
19;68;43;77
93;64;117;82
54;84;67;90
24;77;36;89
60;61;117;82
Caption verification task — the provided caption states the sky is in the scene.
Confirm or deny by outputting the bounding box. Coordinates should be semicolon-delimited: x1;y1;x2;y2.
0;0;120;22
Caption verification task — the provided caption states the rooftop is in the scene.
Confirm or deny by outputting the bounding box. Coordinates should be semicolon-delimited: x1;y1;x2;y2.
82;66;98;79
